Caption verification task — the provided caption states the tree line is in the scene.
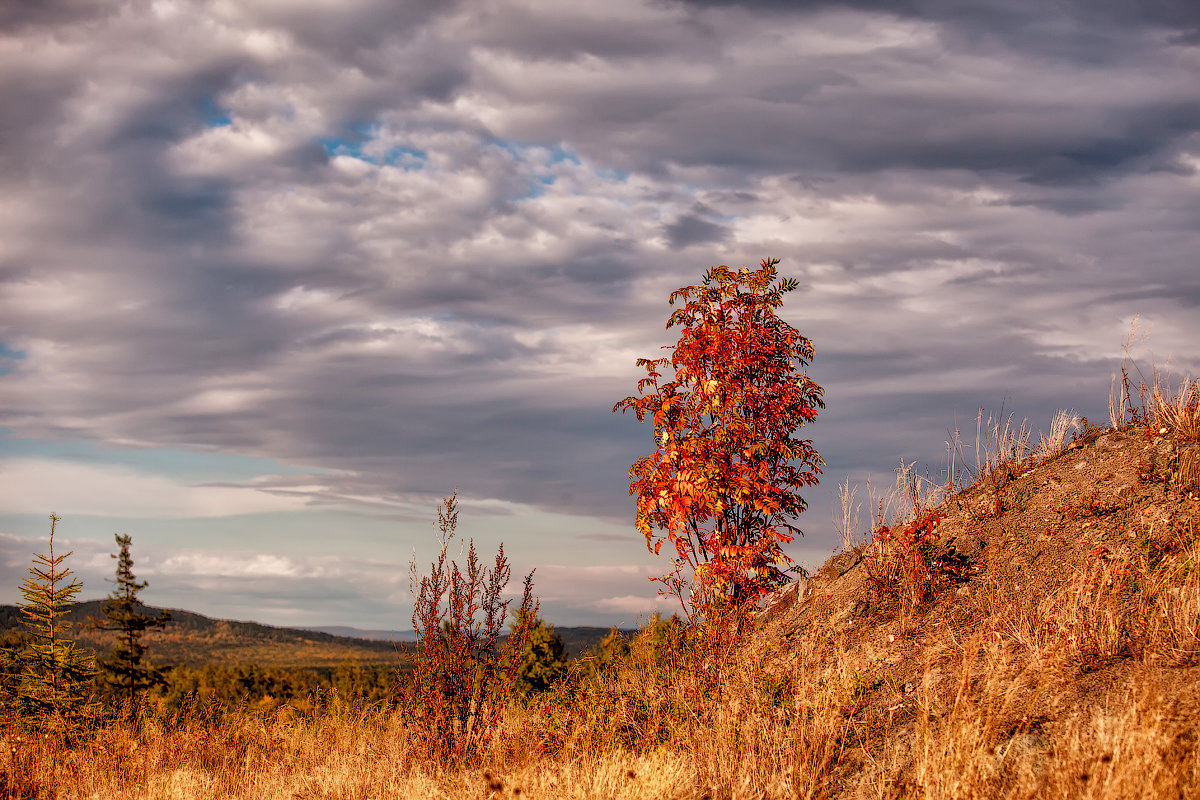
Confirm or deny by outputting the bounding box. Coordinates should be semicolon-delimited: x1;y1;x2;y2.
0;512;578;730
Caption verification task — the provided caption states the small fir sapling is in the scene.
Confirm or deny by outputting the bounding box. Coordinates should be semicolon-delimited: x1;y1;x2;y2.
513;613;569;696
6;514;98;730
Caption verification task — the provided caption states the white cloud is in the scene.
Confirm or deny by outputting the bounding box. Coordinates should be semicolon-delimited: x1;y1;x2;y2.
0;459;312;519
593;594;680;615
155;551;339;578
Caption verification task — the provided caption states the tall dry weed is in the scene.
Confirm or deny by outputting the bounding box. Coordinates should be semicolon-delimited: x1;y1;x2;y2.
1034;409;1080;462
405;490;537;766
836;477;865;553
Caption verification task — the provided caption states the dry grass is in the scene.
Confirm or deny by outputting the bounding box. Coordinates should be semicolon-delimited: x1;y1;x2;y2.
1107;317;1199;442
1150;376;1200;443
836;478;865;553
1034;409;1080;463
0;627;857;800
6;531;1198;800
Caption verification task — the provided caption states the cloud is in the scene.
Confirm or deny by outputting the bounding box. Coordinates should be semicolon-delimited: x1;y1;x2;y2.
593;594;681;616
0;528;679;627
0;459;314;518
0;0;1197;627
155;552;330;579
664;213;729;249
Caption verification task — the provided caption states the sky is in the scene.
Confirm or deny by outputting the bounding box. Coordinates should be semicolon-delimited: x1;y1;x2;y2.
1;0;1198;630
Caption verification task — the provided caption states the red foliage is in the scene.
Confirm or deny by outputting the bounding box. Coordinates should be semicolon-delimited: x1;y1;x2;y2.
613;258;824;618
873;511;945;549
865;510;949;608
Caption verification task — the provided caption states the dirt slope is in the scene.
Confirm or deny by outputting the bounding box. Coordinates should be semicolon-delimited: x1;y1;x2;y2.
760;426;1200;793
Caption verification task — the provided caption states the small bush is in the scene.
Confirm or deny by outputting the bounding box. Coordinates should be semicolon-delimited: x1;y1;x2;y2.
863;510;955;608
514;615;569;697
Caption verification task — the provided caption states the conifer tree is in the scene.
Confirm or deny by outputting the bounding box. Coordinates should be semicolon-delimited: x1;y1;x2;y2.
8;514;98;730
93;533;171;707
513;614;568;696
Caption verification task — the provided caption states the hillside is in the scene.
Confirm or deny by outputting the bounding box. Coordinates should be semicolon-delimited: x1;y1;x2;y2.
301;625;418;643
754;424;1200;794
302;623;632;658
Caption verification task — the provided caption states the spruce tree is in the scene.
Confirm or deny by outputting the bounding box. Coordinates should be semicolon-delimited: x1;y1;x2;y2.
94;533;171;707
513;614;568;696
10;514;98;730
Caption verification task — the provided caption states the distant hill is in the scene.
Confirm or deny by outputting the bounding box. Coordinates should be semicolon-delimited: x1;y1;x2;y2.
1;602;637;665
552;625;637;659
301;625;418;643
0;601;406;669
303;623;636;659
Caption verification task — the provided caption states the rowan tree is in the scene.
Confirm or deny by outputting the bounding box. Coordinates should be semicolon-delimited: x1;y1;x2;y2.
614;258;824;619
93;533;171;708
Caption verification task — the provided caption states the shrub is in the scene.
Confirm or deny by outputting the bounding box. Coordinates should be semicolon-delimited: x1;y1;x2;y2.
514;614;569;697
863;510;955;608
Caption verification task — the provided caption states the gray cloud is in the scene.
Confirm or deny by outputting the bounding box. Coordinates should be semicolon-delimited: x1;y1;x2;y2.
1;0;1198;624
664;213;729;249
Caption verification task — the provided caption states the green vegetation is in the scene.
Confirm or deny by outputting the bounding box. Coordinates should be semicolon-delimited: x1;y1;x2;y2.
91;534;171;707
2;514;98;732
151;662;397;710
513;614;569;695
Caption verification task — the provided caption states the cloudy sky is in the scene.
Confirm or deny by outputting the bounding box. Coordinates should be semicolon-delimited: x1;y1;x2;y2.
1;0;1198;630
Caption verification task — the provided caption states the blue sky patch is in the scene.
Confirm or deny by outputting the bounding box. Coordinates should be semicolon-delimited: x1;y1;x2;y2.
199;95;232;128
518;174;557;200
317;122;428;170
0;343;25;376
593;166;630;182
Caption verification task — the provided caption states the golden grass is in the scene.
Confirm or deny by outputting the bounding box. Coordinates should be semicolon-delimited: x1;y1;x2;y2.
1151;376;1200;443
5;488;1199;799
6;547;1198;800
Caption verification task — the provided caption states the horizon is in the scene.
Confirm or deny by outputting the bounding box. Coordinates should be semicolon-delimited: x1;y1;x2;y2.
0;594;638;637
2;0;1199;629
